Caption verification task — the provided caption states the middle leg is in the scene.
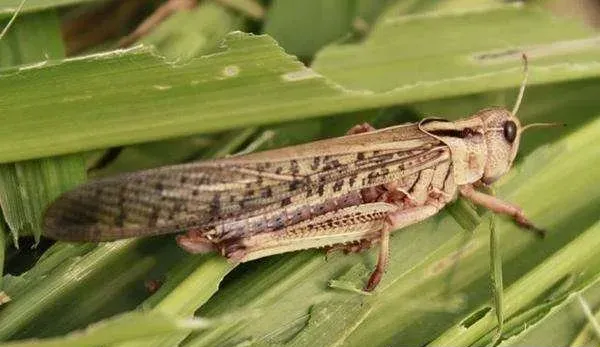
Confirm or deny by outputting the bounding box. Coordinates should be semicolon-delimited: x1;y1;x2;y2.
364;204;440;291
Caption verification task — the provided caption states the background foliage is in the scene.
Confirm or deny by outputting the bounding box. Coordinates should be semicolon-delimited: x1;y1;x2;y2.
0;0;599;346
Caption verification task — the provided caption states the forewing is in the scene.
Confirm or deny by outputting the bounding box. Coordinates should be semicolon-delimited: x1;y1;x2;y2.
43;163;288;241
43;123;446;241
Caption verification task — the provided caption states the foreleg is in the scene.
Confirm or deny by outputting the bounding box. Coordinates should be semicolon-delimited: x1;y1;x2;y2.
459;185;544;237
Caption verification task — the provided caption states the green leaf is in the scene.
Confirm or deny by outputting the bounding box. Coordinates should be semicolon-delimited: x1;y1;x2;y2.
1;6;598;164
1;2;600;346
313;4;600;93
0;0;99;14
0;216;7;294
1;311;215;347
141;1;245;60
0;8;63;64
489;214;504;346
0;241;137;339
0;10;86;243
0;155;86;242
109;255;235;347
263;0;357;58
495;276;600;346
432;221;600;345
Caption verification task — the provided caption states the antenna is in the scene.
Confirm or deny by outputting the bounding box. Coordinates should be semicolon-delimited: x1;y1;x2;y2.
521;122;565;132
0;0;26;41
510;54;566;132
511;53;529;116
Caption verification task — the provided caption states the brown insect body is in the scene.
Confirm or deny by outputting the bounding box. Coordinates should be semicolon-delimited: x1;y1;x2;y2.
43;120;447;243
44;58;546;291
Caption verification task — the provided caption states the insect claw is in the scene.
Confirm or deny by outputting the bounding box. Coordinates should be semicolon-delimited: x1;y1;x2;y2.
524;224;546;239
513;215;546;238
534;228;546;239
364;270;383;292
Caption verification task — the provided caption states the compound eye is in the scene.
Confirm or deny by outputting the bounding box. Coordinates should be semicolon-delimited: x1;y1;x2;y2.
503;120;517;143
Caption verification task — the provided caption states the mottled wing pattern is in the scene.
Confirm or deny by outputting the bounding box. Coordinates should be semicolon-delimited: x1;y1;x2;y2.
43;123;448;242
44;164;270;241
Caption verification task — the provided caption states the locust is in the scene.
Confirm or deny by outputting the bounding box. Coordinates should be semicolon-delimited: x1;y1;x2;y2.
43;55;554;291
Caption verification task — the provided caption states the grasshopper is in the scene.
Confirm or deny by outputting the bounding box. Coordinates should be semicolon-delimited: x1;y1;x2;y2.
44;55;554;291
